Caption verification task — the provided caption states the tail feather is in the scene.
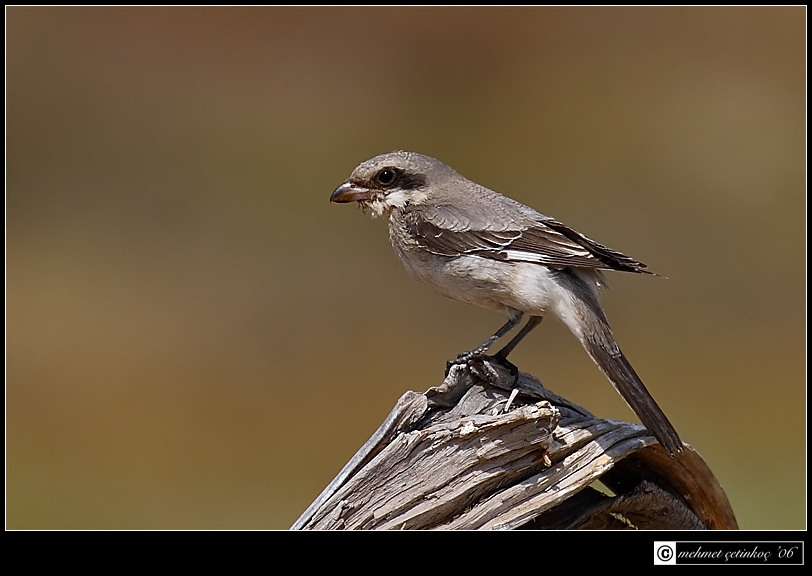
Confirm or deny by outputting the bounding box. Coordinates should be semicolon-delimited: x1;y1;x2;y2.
573;303;684;455
586;340;683;455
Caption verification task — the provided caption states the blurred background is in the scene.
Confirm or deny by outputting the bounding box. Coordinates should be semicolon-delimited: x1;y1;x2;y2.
7;7;805;529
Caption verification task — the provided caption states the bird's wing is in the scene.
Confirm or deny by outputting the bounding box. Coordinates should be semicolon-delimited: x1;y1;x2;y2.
404;202;652;273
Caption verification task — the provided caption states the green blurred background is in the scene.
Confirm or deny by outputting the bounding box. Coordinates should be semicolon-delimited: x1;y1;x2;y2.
6;7;805;529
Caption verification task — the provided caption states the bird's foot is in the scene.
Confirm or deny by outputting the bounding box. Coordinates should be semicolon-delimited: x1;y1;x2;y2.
445;347;488;376
445;351;519;385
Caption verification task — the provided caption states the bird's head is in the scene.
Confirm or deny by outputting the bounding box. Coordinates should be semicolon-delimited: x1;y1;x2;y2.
330;151;451;218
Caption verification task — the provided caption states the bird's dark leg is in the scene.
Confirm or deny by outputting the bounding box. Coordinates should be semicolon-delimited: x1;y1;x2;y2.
494;316;543;360
451;312;524;366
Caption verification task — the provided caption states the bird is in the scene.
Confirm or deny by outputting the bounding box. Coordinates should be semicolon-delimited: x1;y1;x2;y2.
330;151;683;455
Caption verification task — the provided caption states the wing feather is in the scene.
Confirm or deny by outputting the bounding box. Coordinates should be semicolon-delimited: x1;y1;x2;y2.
402;204;652;274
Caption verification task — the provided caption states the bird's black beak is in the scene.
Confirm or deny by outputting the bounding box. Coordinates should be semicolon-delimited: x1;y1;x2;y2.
330;181;373;203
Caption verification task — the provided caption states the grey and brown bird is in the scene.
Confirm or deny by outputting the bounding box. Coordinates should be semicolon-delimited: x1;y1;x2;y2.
330;151;683;455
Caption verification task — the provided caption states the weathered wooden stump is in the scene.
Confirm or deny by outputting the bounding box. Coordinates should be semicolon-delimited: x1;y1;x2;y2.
292;357;737;530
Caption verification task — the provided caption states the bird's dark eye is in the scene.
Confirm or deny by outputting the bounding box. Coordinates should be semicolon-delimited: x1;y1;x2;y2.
375;168;399;187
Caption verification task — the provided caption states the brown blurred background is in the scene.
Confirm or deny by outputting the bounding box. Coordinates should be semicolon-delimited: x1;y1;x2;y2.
6;7;805;529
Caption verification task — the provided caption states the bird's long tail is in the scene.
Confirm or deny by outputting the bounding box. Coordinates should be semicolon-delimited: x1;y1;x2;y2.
567;299;684;455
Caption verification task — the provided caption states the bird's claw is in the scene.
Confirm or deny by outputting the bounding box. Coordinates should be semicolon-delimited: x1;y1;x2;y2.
445;351;518;385
445;348;487;376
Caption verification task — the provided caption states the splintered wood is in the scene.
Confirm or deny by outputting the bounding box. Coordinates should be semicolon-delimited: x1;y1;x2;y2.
292;358;737;530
